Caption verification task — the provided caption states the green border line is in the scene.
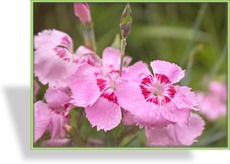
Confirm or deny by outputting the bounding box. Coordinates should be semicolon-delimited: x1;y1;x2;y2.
30;0;34;150
30;0;229;150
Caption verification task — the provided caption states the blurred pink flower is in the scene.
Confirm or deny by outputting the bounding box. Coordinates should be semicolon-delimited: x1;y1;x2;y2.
41;138;71;147
34;29;100;88
34;87;73;143
116;60;198;127
86;138;104;147
74;3;91;24
122;110;137;126
145;113;205;147
34;80;39;101
69;47;132;131
197;81;227;121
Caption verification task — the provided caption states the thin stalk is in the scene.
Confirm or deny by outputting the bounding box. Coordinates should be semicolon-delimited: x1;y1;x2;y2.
122;135;137;147
196;131;227;146
82;22;97;52
119;3;132;76
119;39;127;76
180;4;208;67
181;44;203;85
208;40;227;83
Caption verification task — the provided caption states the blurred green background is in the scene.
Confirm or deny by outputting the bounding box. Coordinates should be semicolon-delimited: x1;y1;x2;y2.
33;2;227;147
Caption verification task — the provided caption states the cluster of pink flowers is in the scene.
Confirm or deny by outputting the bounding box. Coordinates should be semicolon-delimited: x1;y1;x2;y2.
33;3;205;147
197;81;227;121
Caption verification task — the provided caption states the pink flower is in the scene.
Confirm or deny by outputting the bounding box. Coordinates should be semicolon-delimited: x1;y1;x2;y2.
34;87;73;143
122;110;137;126
116;60;198;127
74;3;91;24
68;47;132;131
197;81;227;121
34;29;100;88
145;113;205;147
121;110;152;129
41;138;71;147
34;80;39;101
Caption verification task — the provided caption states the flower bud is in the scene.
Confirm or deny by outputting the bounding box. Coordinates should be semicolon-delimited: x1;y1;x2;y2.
74;3;92;24
120;3;132;39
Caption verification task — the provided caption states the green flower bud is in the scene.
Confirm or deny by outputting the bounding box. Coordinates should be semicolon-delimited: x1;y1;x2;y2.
120;3;132;40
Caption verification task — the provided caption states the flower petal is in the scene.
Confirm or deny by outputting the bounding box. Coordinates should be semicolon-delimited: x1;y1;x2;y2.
74;3;91;24
172;85;198;110
145;124;179;147
34;29;77;88
145;113;205;146
34;29;73;52
41;138;71;147
209;81;227;100
34;48;77;88
123;56;132;67
116;80;168;126
160;102;190;126
34;101;51;142
122;61;151;82
68;63;101;107
86;97;121;131
45;87;71;108
122;110;137;126
74;45;101;66
150;60;185;84
102;47;121;70
49;112;69;139
197;92;226;120
175;113;205;146
34;80;39;96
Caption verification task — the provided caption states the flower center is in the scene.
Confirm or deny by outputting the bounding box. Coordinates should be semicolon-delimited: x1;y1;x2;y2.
139;74;176;105
96;71;120;104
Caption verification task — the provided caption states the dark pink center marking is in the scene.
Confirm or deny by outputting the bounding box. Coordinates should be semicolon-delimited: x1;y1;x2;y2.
140;74;176;105
53;35;72;62
54;47;71;62
109;70;120;74
101;91;118;104
96;77;118;104
60;36;71;48
155;74;171;84
96;78;107;91
73;55;97;66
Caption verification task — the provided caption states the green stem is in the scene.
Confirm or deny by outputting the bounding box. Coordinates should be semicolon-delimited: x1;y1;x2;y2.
82;22;96;52
66;125;85;146
180;4;208;67
122;135;137;147
117;126;139;146
119;39;127;76
77;108;85;130
181;44;203;85
208;40;227;84
196;131;227;146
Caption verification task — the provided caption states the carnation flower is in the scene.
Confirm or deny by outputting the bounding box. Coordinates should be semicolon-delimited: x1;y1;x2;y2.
34;29;100;88
116;60;198;127
197;81;227;120
145;113;205;146
34;87;73;143
69;47;132;131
